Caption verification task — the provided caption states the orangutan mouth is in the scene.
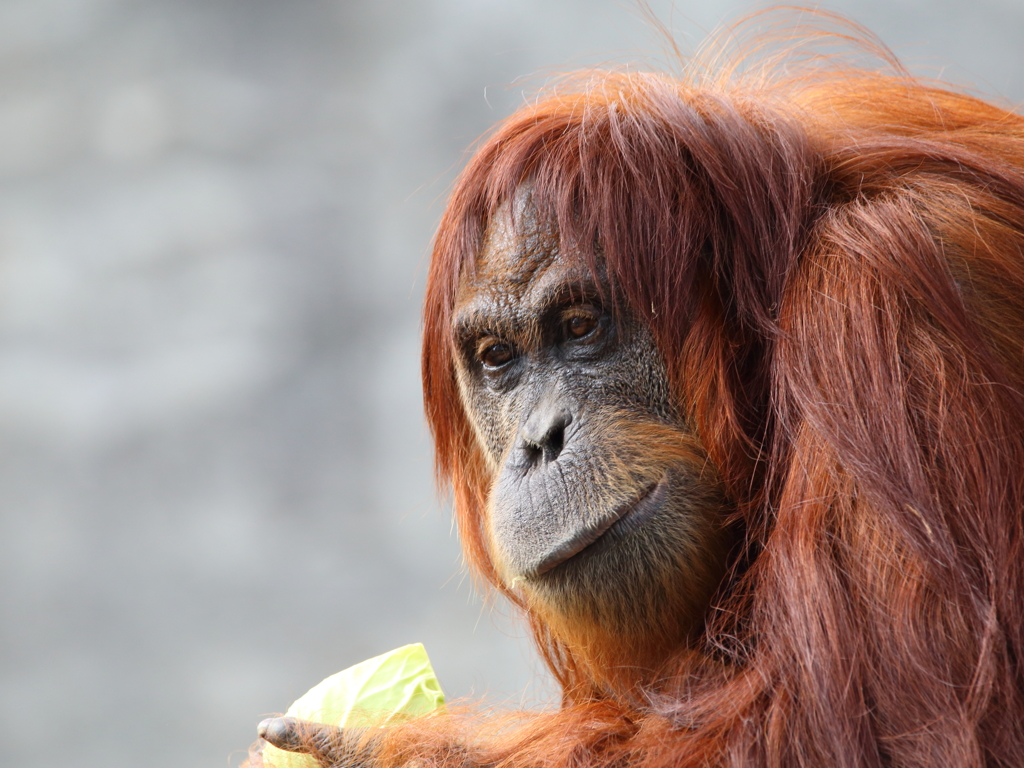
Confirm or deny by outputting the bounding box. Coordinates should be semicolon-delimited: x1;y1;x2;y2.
532;475;669;576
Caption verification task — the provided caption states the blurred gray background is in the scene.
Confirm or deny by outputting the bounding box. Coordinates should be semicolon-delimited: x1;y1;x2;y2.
0;1;1021;766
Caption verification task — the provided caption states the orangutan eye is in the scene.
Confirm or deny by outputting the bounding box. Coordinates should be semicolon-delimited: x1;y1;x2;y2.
564;309;600;340
477;340;515;369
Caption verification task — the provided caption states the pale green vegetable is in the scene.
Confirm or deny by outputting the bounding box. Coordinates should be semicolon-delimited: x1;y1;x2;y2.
262;643;445;768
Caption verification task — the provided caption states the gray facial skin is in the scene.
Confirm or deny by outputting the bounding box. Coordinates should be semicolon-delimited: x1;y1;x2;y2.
451;205;731;648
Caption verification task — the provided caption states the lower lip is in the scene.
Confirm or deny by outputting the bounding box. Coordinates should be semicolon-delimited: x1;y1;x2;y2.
533;474;668;576
603;474;669;541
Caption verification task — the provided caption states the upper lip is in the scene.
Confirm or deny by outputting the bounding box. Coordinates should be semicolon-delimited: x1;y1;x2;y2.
531;474;668;576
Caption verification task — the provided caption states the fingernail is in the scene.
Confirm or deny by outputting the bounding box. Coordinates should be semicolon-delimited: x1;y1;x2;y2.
257;717;276;740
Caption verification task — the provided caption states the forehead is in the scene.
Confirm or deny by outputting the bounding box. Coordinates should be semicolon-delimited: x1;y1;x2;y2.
455;202;589;317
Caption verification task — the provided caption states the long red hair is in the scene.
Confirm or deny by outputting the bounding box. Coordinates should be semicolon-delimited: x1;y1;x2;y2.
416;15;1024;768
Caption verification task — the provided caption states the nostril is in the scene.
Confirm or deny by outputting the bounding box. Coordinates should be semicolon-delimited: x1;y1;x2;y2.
545;422;566;461
522;441;543;465
519;400;573;466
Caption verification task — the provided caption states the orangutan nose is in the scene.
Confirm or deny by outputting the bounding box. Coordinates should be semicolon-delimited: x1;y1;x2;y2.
519;396;573;466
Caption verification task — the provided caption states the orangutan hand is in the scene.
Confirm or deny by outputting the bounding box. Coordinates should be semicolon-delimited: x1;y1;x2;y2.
258;716;374;768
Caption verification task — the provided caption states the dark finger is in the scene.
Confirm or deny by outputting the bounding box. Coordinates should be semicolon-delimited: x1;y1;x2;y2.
258;717;310;753
258;717;354;764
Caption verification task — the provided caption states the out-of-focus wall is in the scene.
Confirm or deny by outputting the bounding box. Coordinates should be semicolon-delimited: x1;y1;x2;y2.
0;2;1020;766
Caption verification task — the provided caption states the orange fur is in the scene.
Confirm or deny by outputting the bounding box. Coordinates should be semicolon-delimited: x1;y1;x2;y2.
418;14;1024;768
248;12;1024;768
